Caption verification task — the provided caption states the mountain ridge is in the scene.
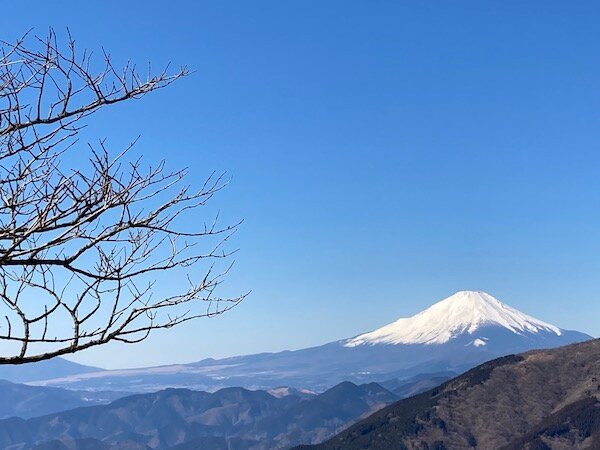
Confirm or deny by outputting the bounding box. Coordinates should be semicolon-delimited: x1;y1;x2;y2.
0;381;400;449
306;338;600;449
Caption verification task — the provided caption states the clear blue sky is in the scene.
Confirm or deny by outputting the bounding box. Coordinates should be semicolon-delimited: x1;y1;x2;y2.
2;1;599;369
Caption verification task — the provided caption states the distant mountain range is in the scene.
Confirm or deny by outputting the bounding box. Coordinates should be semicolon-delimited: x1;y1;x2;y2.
307;338;600;449
0;290;594;449
4;339;599;449
25;291;592;393
0;380;124;419
0;381;400;449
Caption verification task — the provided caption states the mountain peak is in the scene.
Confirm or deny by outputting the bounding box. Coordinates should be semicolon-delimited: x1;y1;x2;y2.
344;290;562;347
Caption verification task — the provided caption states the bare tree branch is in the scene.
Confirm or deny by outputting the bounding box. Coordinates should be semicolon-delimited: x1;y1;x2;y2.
0;29;244;364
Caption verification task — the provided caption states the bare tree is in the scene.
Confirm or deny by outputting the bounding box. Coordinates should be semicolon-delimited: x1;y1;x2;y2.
0;30;243;364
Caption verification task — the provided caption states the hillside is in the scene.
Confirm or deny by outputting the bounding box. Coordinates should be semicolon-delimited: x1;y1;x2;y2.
0;381;398;449
307;339;600;449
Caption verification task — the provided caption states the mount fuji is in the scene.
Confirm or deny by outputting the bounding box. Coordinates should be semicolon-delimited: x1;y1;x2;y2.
345;290;567;347
27;291;591;393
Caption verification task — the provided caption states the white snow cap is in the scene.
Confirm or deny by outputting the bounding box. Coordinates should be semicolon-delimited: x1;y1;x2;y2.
345;290;562;347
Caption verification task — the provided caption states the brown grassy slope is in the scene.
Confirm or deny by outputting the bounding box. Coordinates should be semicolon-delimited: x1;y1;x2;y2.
305;338;600;449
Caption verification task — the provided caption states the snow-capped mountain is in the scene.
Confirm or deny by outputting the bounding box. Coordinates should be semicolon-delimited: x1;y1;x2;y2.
26;291;592;393
345;290;562;347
